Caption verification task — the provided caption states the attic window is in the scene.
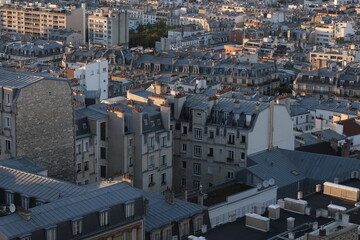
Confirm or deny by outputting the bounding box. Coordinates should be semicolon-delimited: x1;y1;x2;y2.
157;119;161;125
144;119;148;125
151;121;155;127
291;170;300;176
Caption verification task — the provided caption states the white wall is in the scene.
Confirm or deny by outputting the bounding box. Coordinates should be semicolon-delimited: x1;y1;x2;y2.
209;186;277;228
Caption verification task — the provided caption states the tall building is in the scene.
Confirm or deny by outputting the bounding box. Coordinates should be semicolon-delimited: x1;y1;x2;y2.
0;3;86;42
88;8;129;47
0;69;75;182
172;94;294;193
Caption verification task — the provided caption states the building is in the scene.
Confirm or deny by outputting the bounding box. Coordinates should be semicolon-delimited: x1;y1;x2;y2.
67;59;109;101
88;8;129;47
0;3;86;42
0;69;75;182
0;165;208;240
172;94;294;193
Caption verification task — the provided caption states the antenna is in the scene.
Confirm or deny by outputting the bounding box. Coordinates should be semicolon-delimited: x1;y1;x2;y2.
9;204;16;213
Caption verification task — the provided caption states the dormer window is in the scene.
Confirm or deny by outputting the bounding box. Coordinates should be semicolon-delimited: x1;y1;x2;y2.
5;190;13;204
45;227;56;240
99;209;109;227
125;201;135;218
72;218;83;236
21;194;30;209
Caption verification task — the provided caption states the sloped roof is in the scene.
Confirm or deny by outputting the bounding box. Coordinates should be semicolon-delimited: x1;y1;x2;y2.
0;157;47;174
247;148;360;187
0;166;86;202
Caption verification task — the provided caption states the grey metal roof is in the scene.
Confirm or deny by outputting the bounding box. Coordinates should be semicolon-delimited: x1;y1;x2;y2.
141;190;207;232
0;182;142;239
0;68;66;89
247;148;360;188
0;157;47;174
0;166;86;202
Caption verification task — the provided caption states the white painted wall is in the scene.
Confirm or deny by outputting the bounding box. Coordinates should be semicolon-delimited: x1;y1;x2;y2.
209;186;277;228
73;59;109;100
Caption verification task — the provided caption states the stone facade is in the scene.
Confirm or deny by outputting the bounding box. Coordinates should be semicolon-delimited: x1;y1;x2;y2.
15;79;75;182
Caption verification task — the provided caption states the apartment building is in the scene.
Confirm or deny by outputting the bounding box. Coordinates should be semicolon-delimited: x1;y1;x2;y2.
0;69;75;182
172;94;294;193
67;59;109;100
0;3;86;41
88;8;129;47
0;166;207;240
75;98;173;194
75;106;109;185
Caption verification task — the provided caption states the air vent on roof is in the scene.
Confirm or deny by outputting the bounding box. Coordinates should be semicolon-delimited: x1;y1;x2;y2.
284;198;308;214
323;182;360;201
245;213;270;232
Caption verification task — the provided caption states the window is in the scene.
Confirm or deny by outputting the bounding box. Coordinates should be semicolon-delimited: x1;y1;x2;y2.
194;217;203;233
241;152;245;160
125;202;135;218
161;136;167;148
21;195;29;209
227;170;235;179
162;229;172;240
182;126;187;134
123;232;130;240
241;135;246;143
208;147;213;156
4;117;10;128
209;131;214;139
83;142;89;152
180;221;190;238
100;122;106;141
103;67;107;72
84;161;89;171
100;166;106;178
149;137;155;147
161;173;166;185
99;210;109;227
6;191;13;204
194;146;202;158
181;178;186;186
20;235;31;240
152;232;160;240
227;150;234;161
5;93;10;104
194;163;201;175
72;219;82;236
228;133;235;144
77;163;81;173
76;144;81;154
182;144;187;152
148;156;154;168
161;155;167;166
149;174;154;185
208;166;214;174
100;147;106;159
182;161;187;169
46;227;56;240
194;128;202;140
5;140;10;152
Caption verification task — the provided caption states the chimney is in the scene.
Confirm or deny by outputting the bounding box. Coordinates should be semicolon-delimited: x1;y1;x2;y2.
143;198;149;215
182;187;188;201
319;225;326;236
234;99;240;108
197;192;204;206
164;187;175;204
18;207;31;221
316;184;322;192
297;191;303;200
341;139;351;158
330;138;338;152
312;222;318;230
160;103;171;131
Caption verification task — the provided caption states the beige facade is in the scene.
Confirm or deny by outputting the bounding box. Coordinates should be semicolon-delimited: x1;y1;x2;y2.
0;4;85;40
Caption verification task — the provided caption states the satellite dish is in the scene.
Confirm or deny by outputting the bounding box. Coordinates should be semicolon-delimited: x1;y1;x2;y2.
257;183;262;189
263;180;269;188
269;178;275;186
9;204;16;213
